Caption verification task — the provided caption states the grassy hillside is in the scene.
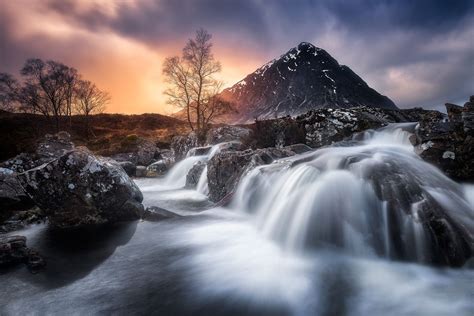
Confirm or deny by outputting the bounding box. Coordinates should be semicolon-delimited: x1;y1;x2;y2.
0;111;190;161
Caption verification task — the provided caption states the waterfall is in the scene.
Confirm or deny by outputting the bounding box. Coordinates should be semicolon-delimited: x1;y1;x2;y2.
159;142;236;191
162;155;206;189
230;123;473;263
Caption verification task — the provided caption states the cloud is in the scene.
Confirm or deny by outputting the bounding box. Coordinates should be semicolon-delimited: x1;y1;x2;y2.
1;0;473;113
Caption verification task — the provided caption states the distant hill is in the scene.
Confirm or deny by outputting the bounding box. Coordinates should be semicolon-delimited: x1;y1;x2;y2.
0;111;188;161
218;42;397;123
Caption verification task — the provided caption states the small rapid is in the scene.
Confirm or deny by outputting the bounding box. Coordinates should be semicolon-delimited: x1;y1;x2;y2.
2;123;473;316
230;123;473;265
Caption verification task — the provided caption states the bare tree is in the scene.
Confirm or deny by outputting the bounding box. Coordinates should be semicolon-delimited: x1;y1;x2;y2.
163;28;231;141
20;59;78;131
74;79;109;136
0;73;20;112
163;56;194;130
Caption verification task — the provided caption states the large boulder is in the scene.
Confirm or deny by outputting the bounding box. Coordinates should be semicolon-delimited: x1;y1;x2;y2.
206;126;252;145
17;149;144;228
207;147;296;202
171;132;198;161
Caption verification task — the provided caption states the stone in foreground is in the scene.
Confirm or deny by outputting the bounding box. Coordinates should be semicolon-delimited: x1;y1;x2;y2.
18;149;144;228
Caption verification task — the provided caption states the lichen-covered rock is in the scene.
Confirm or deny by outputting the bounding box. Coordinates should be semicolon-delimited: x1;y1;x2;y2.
185;161;206;188
171;132;198;161
207;147;296;202
412;97;474;181
17;149;144;228
206;126;252;145
0;168;33;214
0;235;45;273
299;107;390;148
36;131;74;159
0;132;75;173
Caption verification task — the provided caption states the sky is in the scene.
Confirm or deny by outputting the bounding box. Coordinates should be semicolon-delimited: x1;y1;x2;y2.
1;0;473;114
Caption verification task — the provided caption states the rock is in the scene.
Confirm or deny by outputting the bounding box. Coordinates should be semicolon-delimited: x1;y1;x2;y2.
136;140;159;166
0;206;46;234
446;103;464;124
0;235;45;273
37;132;74;159
118;161;136;177
207;147;296;202
411;97;474;181
141;206;181;221
112;152;138;163
284;143;313;154
185;161;206;188
0;153;39;173
0;132;76;174
171;132;198;161
146;149;174;177
17;149;144;229
135;166;147;177
111;139;158;166
206;126;252;145
462;96;474;134
0;168;33;214
146;160;168;177
187;146;212;157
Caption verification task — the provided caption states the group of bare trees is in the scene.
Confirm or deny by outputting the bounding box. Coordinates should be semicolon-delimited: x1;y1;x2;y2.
0;59;109;134
1;29;230;139
163;28;234;141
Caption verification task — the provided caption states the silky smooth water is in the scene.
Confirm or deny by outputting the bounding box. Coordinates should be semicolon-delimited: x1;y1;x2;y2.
1;124;473;315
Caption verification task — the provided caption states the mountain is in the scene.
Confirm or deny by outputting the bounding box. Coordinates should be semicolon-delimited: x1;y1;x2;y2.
219;42;397;123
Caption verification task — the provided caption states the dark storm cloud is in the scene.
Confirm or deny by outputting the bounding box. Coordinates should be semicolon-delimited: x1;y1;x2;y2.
2;0;473;110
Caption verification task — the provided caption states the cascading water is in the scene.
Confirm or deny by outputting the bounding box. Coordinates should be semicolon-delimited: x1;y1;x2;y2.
3;124;473;315
231;123;473;264
162;155;205;189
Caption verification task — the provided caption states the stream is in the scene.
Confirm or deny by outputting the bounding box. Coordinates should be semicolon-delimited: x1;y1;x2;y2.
1;123;473;315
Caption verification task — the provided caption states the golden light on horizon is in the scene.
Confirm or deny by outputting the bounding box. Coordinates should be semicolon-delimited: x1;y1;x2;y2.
1;1;266;115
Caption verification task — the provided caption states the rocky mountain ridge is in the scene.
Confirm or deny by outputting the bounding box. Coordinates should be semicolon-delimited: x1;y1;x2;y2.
219;42;397;123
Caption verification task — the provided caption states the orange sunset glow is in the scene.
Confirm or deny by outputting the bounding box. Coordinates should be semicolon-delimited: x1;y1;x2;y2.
1;1;266;114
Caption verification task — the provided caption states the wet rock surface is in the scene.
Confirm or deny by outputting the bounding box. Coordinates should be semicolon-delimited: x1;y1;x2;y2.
171;132;198;162
0;235;45;273
185;161;206;188
17;149;144;229
141;206;181;221
207;147;297;202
